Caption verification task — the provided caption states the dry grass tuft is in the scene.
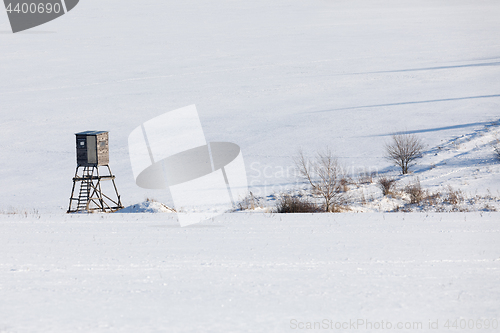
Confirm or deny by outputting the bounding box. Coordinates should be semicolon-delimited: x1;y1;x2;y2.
377;176;397;196
442;186;464;205
404;178;425;205
274;194;322;213
237;192;260;211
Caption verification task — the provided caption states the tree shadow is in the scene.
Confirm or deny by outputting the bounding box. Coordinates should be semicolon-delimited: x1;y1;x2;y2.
374;121;497;137
308;94;500;114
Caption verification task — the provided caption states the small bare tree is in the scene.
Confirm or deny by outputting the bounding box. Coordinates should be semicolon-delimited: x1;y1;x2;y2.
385;132;425;174
294;148;348;212
492;137;500;160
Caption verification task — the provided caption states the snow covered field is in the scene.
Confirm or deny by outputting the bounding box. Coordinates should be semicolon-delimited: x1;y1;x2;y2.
1;0;500;211
1;213;499;332
1;0;500;331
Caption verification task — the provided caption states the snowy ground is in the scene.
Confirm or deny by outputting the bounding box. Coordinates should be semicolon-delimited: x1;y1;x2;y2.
2;1;500;331
1;213;499;332
233;122;500;214
1;0;500;211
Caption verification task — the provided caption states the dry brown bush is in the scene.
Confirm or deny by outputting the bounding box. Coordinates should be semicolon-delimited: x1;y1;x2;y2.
340;178;350;192
443;186;464;205
493;137;500;160
274;194;322;213
358;172;376;185
237;192;259;211
377;176;397;196
481;204;497;212
393;205;413;212
422;192;440;206
404;178;425;205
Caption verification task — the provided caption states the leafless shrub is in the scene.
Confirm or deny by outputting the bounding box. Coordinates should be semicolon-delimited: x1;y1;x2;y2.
443;186;464;205
492;137;500;160
485;189;495;200
237;192;259;211
388;181;498;212
330;203;351;213
404;178;425;205
0;208;40;218
392;205;413;212
295;148;349;212
422;192;440;206
481;204;497;212
377;176;397;196
434;205;446;213
360;191;367;205
340;178;350;192
274;194;322;213
385;132;425;174
358;172;376;184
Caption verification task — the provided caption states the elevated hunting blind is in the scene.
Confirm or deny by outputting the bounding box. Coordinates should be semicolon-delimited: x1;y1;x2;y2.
67;131;123;213
76;131;109;166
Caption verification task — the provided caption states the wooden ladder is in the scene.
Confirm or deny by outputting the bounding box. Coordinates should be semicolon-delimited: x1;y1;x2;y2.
76;166;94;211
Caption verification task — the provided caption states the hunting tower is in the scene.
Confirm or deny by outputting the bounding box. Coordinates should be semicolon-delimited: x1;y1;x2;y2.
67;131;123;213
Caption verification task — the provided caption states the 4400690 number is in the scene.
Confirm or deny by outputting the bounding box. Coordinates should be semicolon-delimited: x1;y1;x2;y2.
444;319;498;330
6;2;62;14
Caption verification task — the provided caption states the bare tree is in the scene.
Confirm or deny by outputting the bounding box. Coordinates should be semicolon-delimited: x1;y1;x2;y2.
492;137;500;160
294;148;348;212
385;132;425;174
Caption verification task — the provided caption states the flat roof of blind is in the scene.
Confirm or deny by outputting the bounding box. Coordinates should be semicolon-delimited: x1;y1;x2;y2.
75;131;108;135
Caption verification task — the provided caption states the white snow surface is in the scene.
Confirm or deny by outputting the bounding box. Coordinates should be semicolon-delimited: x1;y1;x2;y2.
1;0;500;211
118;200;176;214
1;1;500;331
0;213;499;332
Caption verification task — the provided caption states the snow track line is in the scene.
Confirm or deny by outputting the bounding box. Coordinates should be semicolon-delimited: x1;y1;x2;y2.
362;61;500;74
419;166;470;184
309;94;500;113
3;57;499;96
0;59;339;95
